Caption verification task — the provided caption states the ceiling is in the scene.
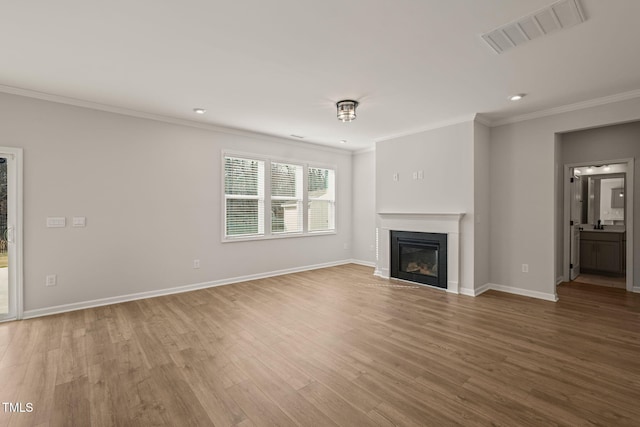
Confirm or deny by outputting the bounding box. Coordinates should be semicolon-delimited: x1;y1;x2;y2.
1;0;639;151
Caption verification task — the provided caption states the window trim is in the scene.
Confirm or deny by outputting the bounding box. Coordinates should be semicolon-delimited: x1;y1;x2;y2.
222;150;337;242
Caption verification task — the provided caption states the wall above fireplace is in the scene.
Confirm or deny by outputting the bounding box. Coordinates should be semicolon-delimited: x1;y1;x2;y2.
375;120;490;296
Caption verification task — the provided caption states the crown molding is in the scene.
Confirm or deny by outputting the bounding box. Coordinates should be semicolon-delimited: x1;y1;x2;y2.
473;114;492;127
491;88;640;127
374;114;478;143
0;84;352;155
353;146;376;155
5;83;639;148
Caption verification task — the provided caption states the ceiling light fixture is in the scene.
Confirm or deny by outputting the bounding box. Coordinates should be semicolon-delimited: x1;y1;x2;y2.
574;169;582;174
339;140;347;144
604;165;611;172
586;166;594;173
336;100;358;122
509;94;526;101
193;108;206;114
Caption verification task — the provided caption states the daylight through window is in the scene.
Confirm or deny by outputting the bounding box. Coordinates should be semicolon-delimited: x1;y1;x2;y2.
224;155;335;239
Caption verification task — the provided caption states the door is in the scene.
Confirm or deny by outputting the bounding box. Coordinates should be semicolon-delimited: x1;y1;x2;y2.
0;148;22;322
569;174;582;280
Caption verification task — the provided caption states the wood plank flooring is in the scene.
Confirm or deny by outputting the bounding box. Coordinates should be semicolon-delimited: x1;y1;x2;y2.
1;264;639;426
575;273;626;289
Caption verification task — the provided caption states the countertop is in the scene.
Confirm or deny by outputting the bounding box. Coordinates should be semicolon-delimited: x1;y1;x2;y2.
580;228;625;234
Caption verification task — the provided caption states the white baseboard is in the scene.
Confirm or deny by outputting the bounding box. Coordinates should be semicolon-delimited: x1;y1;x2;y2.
459;283;491;297
22;259;354;319
373;269;389;279
349;259;376;268
633;286;640;293
370;268;558;302
556;276;564;285
486;283;558;302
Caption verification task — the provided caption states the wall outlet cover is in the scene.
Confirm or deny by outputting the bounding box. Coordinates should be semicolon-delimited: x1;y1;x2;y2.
45;274;57;286
72;217;86;227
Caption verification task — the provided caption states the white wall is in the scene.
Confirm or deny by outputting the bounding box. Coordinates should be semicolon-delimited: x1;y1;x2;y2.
559;121;640;278
0;92;353;314
491;96;640;299
375;121;476;292
351;149;376;265
473;121;491;289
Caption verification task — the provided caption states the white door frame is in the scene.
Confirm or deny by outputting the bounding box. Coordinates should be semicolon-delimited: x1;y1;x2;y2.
0;146;23;321
562;157;634;292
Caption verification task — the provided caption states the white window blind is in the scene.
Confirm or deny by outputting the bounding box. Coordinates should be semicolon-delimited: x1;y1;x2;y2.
271;162;303;234
308;167;335;232
224;156;265;237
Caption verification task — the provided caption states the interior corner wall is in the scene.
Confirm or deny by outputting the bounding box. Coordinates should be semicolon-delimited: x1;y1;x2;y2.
490;96;640;299
473;121;490;289
559;121;640;283
0;92;353;313
351;149;376;265
375;121;476;291
554;133;563;284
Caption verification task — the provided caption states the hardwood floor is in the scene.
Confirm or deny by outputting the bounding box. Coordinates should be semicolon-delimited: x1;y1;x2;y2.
1;264;639;426
574;273;626;289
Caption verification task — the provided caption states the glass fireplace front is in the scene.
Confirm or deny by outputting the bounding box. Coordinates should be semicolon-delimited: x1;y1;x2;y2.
390;231;447;288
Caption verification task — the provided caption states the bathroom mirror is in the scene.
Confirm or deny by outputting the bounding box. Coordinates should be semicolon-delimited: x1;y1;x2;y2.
581;173;625;226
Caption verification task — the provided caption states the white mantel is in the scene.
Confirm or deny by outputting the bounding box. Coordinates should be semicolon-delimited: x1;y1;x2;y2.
375;212;465;294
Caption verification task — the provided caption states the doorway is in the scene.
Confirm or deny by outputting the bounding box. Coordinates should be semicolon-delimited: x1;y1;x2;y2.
0;147;23;322
563;159;634;292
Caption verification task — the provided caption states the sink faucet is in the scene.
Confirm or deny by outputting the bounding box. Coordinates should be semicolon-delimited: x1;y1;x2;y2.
595;219;604;230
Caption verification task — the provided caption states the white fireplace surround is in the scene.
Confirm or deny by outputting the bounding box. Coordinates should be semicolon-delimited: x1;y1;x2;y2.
375;212;465;294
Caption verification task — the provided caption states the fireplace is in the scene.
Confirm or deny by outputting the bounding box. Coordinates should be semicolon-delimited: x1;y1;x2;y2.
390;230;447;288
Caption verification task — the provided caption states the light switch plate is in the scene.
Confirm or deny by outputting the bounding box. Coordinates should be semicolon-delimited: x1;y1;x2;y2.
46;274;57;286
72;217;86;227
46;217;66;228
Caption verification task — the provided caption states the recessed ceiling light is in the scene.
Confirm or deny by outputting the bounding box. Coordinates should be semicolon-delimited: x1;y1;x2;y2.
586;166;594;173
603;165;611;172
509;94;526;101
339;140;347;144
574;169;582;174
193;108;206;114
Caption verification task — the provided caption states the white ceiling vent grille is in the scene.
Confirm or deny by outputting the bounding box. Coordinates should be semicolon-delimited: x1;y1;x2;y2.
481;0;585;54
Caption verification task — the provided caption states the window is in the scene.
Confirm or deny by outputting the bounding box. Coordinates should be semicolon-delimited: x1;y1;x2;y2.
271;162;303;234
308;167;335;232
224;156;265;237
223;154;336;240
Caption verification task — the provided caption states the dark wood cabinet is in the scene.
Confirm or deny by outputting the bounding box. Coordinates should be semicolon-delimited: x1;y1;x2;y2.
580;231;624;275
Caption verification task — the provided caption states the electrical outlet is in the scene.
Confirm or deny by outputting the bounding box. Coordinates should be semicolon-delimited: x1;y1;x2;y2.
193;259;200;269
522;264;529;273
46;274;57;287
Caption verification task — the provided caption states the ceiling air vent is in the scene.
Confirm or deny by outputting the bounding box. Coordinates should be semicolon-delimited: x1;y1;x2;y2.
481;0;585;54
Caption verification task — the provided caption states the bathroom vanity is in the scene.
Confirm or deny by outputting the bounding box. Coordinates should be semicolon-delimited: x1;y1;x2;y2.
580;230;625;275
